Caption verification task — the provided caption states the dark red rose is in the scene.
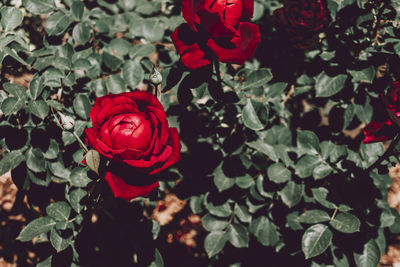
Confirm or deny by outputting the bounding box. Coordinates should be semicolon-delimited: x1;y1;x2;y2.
85;91;181;200
171;0;260;69
273;0;331;46
363;82;400;144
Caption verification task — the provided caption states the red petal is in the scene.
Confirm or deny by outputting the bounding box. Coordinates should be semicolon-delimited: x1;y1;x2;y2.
182;0;204;31
363;120;396;144
149;128;182;174
242;0;254;19
207;22;260;64
120;91;165;111
171;25;210;69
203;0;242;33
104;172;159;201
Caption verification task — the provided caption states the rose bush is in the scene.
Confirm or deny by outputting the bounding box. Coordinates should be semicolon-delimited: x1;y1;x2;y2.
364;82;400;144
171;0;261;69
273;0;331;47
85;91;181;200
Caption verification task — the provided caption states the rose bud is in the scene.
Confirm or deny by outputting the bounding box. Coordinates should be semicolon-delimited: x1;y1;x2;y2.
57;112;75;131
150;66;163;85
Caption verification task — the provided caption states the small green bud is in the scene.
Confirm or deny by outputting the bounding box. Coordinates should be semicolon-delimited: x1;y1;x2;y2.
150;66;162;85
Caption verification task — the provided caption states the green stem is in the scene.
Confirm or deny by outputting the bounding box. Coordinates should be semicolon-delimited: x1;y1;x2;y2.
366;133;400;172
73;131;89;153
330;206;338;221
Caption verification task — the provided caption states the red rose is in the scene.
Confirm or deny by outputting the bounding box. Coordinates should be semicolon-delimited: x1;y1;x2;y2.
273;0;331;46
85;91;181;200
171;0;260;69
363;82;400;144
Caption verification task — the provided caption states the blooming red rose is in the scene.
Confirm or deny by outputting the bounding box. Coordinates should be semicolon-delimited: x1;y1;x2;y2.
273;0;331;46
171;0;260;69
85;91;181;200
363;82;400;144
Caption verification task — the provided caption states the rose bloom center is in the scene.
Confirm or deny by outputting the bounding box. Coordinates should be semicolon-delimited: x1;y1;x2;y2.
101;113;152;151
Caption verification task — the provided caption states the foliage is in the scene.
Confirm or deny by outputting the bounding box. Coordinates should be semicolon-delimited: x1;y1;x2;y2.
1;0;400;266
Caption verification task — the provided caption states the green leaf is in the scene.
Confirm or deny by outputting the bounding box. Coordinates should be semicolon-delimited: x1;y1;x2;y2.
110;38;131;56
1;82;27;115
267;163;291;184
298;210;330;224
85;149;100;175
227;223;249;248
103;52;123;71
142;19;164;42
106;74;126;94
73;94;91;120
72;23;91;45
69;188;87;213
1;97;25;115
71;0;84;20
315;72;347;97
312;162;333;180
0;150;25;176
204;231;228;258
26;148;46;173
235;174;254;189
249;216;279;246
189;195;203;214
45;12;73;36
213;165;235;192
348;66;375;83
297;130;319;154
0;7;23;31
312;187;337;209
148;248;164;267
353;239;380;267
246;140;279;162
69;167;92;187
44;140;59;160
295;155;320;178
243;99;263;131
50;228;72;252
122;60;143;88
37;256;52;267
279;181;304;208
302;224;333;259
130;43;155;58
201;214;228;231
206;202;231;217
234;204;252;223
354;101;373;124
29;75;44;100
22;0;56;14
29;100;49;120
46;201;71;221
17;216;56;241
242;68;273;90
330;212;360;233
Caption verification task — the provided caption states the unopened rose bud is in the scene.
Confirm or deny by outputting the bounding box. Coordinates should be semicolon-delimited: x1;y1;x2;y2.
57;112;75;131
150;66;162;85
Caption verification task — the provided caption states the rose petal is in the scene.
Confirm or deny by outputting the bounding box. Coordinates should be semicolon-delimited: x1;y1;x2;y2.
171;25;210;69
363;120;396;144
148;127;182;174
104;171;159;201
206;22;260;64
120;91;165;111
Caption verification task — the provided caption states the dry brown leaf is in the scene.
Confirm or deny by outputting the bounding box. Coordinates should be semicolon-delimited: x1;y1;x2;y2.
152;193;186;226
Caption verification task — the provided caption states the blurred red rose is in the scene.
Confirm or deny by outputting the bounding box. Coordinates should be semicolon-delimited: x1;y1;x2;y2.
273;0;331;47
363;82;400;144
85;91;181;200
171;0;260;69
